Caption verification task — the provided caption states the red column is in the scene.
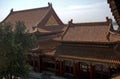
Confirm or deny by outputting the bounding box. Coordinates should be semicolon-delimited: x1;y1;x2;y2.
63;61;66;74
108;66;111;79
58;61;60;75
90;64;93;79
101;65;103;79
62;61;65;74
55;61;57;75
37;55;40;72
32;55;35;71
73;62;76;78
60;61;63;76
59;61;62;76
79;63;81;77
93;65;95;79
55;61;60;75
42;57;44;71
69;64;72;74
76;62;79;76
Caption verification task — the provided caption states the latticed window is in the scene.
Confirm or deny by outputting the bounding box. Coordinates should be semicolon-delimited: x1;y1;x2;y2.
95;64;102;72
103;66;108;72
80;62;89;72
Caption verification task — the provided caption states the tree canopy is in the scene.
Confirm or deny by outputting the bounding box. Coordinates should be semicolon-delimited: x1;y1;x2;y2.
0;21;36;79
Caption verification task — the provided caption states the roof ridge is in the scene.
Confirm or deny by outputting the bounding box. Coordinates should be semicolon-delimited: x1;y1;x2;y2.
61;20;73;39
71;21;108;26
12;6;50;14
60;18;114;43
68;17;112;27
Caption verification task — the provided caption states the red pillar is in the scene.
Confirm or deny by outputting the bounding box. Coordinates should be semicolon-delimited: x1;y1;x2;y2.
93;65;95;79
60;61;63;76
32;55;35;71
90;64;93;79
37;55;40;72
101;65;103;79
73;62;77;78
58;61;60;75
69;64;72;74
108;66;111;79
62;61;65;74
63;61;66;74
55;61;57;75
79;63;81;77
62;61;64;75
42;57;44;71
55;61;60;75
37;47;41;72
76;62;79;76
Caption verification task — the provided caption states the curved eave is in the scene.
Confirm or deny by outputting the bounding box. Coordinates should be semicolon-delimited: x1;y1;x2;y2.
108;0;120;27
55;39;120;45
58;55;120;64
1;11;12;23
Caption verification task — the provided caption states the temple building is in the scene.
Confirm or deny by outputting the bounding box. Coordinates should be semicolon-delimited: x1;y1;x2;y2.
2;2;120;79
55;18;120;79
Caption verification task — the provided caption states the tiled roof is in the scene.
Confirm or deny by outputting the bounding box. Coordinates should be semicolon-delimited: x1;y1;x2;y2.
3;7;50;32
59;18;116;43
55;18;120;64
3;3;63;33
108;0;120;27
110;32;120;41
32;25;65;35
39;25;65;33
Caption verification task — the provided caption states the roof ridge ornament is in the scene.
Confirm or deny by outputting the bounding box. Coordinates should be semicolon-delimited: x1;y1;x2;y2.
106;17;112;24
106;17;114;32
68;19;73;26
61;19;73;39
48;2;52;7
10;8;13;13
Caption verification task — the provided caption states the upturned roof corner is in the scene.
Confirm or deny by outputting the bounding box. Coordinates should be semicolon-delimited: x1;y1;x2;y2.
48;2;52;8
10;8;13;13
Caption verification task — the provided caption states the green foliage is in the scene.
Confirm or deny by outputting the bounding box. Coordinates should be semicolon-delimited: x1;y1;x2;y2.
0;21;36;79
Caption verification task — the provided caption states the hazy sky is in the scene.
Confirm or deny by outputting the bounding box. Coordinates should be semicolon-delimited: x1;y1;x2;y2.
0;0;114;23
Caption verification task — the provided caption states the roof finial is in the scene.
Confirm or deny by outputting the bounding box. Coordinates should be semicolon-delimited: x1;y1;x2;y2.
70;19;73;23
106;17;112;23
68;19;73;24
107;0;110;3
48;2;52;7
68;19;73;27
106;17;114;32
106;17;109;21
10;8;13;13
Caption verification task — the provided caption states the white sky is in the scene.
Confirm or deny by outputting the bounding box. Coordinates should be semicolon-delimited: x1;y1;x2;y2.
0;0;115;24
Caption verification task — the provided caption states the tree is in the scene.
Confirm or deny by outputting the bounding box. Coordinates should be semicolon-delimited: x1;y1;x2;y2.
0;21;36;79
